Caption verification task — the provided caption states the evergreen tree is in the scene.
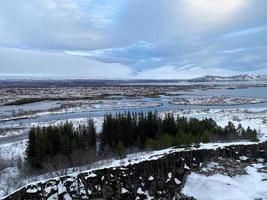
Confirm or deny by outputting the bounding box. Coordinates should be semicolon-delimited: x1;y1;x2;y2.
162;113;177;136
26;119;98;169
26;128;39;168
116;141;126;158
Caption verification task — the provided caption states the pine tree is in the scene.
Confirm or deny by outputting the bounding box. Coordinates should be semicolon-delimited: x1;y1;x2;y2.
26;128;38;168
87;118;97;148
202;130;211;143
162;113;177;136
116;141;126;158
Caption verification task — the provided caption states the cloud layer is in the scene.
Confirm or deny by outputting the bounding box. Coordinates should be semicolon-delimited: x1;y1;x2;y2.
0;0;266;79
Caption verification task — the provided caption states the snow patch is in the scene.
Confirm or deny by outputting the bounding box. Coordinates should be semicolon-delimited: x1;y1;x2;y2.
182;164;267;200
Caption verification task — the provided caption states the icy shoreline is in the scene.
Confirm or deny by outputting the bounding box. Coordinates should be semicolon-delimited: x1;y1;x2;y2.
0;100;162;122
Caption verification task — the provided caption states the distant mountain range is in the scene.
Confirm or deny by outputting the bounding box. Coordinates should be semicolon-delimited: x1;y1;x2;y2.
1;74;267;82
189;74;267;82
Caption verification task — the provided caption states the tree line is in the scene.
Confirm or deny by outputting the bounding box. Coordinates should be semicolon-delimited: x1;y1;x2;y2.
26;119;96;169
100;111;258;151
26;111;258;169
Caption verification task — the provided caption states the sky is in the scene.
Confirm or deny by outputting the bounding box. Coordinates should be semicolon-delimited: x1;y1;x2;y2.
0;0;267;79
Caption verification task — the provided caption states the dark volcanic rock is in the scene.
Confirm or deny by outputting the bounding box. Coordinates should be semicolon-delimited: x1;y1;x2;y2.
4;142;267;200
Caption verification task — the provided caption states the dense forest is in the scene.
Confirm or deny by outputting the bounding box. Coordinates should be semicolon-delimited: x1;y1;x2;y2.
26;119;96;169
101;112;258;150
26;111;258;169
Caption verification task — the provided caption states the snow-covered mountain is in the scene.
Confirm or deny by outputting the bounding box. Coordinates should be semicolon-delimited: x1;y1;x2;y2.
189;74;267;82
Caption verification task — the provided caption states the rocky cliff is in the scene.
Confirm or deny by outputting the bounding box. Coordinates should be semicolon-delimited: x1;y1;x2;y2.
4;142;267;200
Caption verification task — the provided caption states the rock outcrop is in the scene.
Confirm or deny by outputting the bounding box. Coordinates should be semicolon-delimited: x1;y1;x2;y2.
4;142;267;200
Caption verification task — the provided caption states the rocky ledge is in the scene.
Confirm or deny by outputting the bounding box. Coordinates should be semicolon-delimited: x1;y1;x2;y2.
3;142;267;200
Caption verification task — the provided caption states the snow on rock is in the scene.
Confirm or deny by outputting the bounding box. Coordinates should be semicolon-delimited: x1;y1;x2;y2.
175;178;181;185
257;158;265;163
121;188;129;194
44;180;57;194
63;193;72;200
184;163;190;170
148;176;154;181
144;190;154;200
85;172;97;179
239;156;249;161
137;187;145;195
87;189;92;195
26;187;38;194
57;181;66;195
206;162;219;170
95;185;101;192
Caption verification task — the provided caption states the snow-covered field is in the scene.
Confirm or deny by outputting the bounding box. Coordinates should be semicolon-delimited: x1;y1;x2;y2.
0;129;25;138
182;163;267;200
0;140;27;197
0;140;26;160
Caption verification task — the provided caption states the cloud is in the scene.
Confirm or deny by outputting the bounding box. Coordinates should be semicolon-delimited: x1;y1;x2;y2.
0;0;122;50
0;0;267;78
223;26;267;38
64;41;161;66
0;47;133;79
221;48;248;54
